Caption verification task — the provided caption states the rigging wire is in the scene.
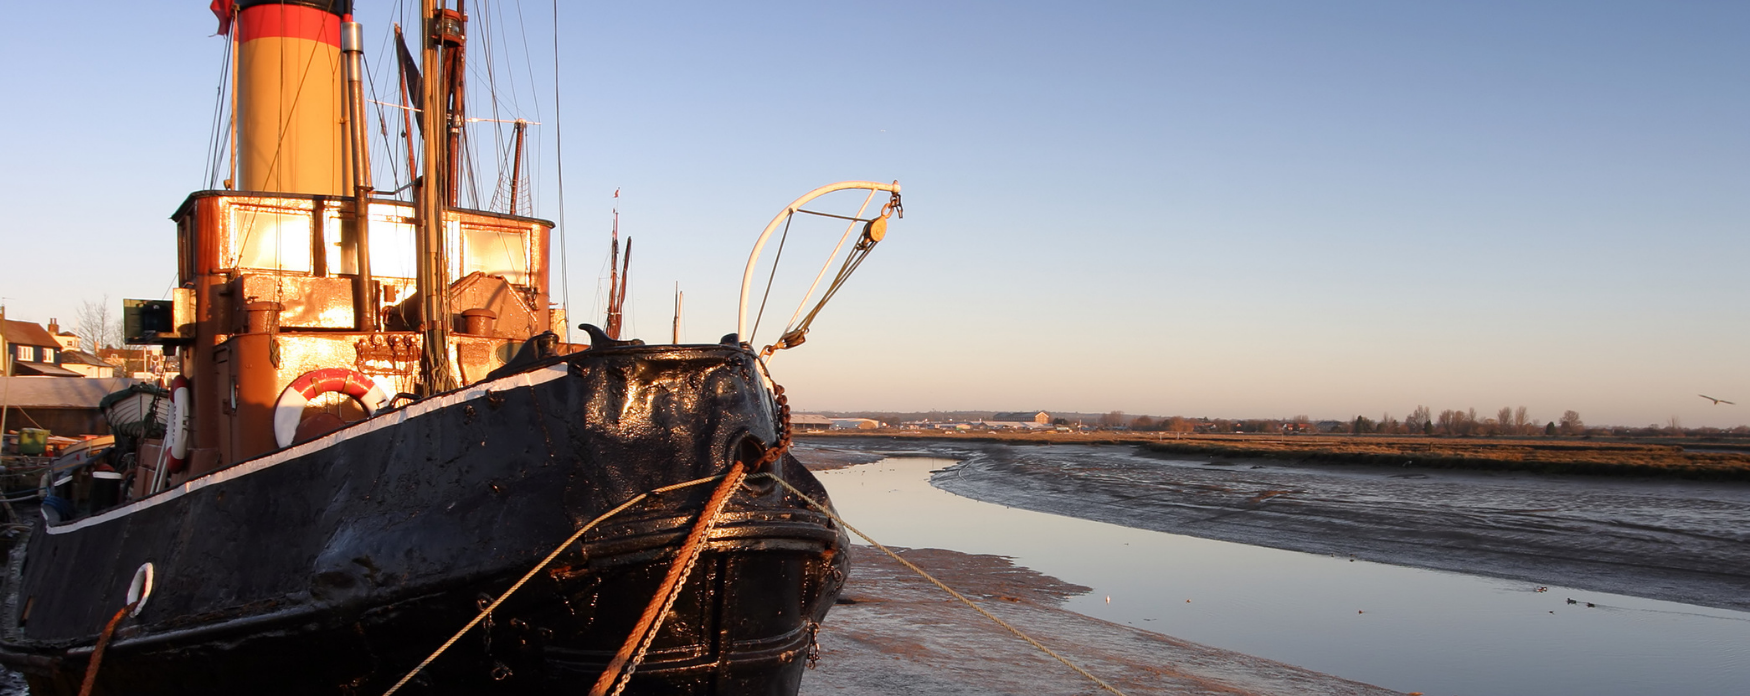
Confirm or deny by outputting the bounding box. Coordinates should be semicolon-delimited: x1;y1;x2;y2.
361;53;404;195
552;0;571;339
748;214;794;345
781;190;875;334
202;32;233;188
366;7;404;195
513;0;548;253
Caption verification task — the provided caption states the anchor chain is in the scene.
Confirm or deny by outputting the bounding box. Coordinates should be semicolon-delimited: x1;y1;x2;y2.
803;620;822;670
595;384;795;696
386;380;800;696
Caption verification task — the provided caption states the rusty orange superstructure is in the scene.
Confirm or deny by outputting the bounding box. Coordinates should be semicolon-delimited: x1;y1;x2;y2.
145;0;566;472
166;191;560;469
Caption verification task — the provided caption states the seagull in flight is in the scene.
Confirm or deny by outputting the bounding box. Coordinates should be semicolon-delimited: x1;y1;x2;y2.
1699;394;1736;405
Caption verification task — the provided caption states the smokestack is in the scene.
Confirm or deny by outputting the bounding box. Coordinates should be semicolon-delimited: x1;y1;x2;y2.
235;0;350;195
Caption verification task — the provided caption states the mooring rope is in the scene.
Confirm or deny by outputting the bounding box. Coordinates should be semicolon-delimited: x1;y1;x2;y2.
592;384;794;696
587;461;749;696
753;473;1131;696
77;601;137;696
379;473;731;696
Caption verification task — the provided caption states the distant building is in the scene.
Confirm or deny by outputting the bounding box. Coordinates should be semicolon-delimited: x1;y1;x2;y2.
56;351;118;379
992;411;1052;425
0;376;140;436
830;418;882;430
791;414;834;432
45;319;81;352
97;346;174;379
3;320;76;377
979;420;1050;431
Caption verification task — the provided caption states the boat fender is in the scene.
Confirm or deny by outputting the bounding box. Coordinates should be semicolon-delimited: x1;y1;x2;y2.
165;376;192;473
127;563;154;616
273;368;388;448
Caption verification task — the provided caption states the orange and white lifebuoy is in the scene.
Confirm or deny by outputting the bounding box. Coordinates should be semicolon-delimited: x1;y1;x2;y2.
165;375;192;473
273;368;388;448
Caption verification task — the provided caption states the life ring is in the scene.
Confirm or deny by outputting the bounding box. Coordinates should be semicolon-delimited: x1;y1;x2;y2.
273;368;388;448
165;376;192;473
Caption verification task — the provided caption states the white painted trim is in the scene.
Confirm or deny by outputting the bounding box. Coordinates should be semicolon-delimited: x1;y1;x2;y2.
47;364;570;536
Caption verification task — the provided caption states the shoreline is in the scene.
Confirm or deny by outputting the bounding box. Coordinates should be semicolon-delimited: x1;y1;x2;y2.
801;545;1399;696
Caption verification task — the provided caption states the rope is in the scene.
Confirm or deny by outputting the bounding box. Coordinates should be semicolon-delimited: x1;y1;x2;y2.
77;602;137;696
588;462;748;696
379;474;732;696
381;384;831;696
755;474;1130;696
592;385;793;696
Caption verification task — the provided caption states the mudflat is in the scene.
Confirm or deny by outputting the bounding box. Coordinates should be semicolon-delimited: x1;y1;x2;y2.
799;545;1398;696
800;437;1750;613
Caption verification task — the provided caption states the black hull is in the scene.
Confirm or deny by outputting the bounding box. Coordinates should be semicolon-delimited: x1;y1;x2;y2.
0;345;848;695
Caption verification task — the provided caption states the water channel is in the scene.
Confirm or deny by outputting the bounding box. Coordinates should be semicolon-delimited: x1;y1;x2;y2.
815;457;1750;696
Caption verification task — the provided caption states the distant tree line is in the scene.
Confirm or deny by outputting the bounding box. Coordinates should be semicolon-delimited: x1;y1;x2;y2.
817;407;1749;438
1074;407;1749;438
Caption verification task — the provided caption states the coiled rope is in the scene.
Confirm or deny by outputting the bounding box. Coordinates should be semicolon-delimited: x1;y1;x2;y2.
750;472;1131;696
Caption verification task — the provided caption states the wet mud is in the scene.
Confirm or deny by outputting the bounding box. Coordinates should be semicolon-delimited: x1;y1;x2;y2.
789;442;887;470
801;545;1397;696
801;437;1750;613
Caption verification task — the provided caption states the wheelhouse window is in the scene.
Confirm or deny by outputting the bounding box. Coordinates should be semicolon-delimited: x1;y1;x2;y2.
322;209;418;279
458;225;530;285
231;207;314;273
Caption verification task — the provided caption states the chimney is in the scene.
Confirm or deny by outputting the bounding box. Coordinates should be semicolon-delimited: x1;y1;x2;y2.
235;0;348;195
48;318;58;335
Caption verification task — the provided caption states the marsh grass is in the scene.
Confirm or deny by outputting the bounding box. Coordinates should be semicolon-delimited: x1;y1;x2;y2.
805;431;1750;481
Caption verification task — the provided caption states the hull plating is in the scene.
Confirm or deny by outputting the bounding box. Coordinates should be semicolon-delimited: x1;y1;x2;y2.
0;344;847;695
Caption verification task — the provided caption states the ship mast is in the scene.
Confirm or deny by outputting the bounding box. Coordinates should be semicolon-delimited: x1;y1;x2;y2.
416;0;465;394
508;119;527;215
605;194;632;341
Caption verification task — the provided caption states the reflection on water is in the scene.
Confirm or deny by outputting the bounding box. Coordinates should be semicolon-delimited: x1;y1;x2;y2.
817;457;1750;696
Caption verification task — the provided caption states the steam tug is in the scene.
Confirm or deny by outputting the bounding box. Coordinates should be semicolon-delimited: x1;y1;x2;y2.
0;2;899;694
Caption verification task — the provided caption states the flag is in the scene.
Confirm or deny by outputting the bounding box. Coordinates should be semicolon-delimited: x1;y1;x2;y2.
394;25;425;130
210;0;235;36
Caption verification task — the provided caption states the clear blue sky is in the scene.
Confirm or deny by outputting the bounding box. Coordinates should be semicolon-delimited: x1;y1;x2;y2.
1;1;1744;427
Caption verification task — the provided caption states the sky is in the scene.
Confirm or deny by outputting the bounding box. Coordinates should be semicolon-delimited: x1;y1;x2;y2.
0;1;1745;428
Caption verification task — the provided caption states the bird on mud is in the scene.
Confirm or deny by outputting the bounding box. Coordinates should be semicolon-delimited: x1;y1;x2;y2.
1699;394;1736;405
